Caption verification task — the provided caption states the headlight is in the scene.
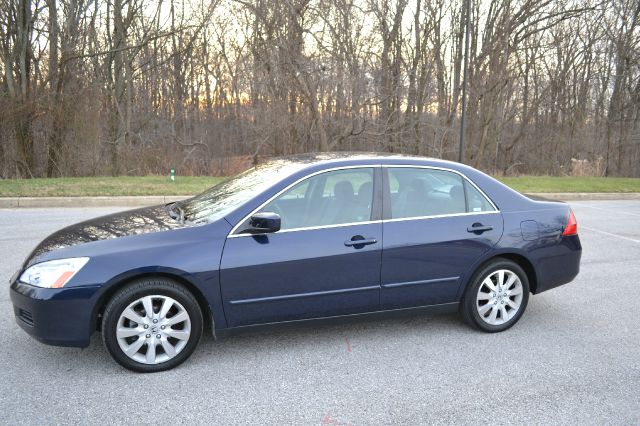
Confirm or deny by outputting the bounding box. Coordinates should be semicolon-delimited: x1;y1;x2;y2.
19;257;89;288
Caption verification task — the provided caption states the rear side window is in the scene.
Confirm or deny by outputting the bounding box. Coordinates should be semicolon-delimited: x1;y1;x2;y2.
387;167;495;219
388;168;466;219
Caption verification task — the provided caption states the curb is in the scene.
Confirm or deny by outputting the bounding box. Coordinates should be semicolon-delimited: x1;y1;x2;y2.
525;192;640;201
0;193;639;208
0;195;190;208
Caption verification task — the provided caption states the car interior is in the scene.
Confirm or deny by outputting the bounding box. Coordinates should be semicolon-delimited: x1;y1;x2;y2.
389;169;467;219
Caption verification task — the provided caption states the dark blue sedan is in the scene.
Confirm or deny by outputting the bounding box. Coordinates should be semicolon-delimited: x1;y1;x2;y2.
10;154;581;372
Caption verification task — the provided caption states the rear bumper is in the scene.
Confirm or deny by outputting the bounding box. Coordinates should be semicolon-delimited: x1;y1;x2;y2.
534;234;582;294
10;281;101;348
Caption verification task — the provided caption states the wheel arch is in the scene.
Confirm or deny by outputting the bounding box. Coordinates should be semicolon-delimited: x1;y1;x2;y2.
459;251;539;299
497;253;538;293
91;270;215;337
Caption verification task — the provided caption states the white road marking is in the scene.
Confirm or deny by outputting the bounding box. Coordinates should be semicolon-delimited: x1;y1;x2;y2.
575;204;640;217
580;225;640;244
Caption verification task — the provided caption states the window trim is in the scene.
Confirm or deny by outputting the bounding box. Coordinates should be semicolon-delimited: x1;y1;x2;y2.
381;165;499;222
382;210;500;224
228;165;381;237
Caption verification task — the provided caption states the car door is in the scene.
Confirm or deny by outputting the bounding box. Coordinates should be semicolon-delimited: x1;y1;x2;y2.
380;166;503;309
219;166;383;327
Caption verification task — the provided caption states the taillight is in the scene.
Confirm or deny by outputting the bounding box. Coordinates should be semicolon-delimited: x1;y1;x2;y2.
562;209;578;236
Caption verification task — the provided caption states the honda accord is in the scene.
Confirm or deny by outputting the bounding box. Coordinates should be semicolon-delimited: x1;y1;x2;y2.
10;153;581;372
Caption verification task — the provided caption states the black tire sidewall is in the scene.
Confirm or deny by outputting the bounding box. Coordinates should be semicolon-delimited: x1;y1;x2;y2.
463;259;530;332
102;279;203;373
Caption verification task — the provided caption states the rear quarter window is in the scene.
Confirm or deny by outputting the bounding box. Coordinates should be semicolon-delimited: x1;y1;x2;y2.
465;181;496;212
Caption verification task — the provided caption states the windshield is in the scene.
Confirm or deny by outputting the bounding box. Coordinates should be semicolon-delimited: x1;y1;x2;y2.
179;160;307;224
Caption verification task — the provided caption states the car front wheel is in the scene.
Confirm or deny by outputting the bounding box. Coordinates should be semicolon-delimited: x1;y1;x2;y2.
462;259;530;332
102;278;203;372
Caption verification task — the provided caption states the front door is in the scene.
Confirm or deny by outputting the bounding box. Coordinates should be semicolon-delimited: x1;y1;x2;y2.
220;167;383;327
381;166;503;309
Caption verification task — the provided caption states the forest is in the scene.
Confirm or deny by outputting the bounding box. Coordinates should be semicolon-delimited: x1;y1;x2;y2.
1;0;639;178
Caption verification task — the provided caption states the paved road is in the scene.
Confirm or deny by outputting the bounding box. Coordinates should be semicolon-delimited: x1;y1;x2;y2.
1;202;638;425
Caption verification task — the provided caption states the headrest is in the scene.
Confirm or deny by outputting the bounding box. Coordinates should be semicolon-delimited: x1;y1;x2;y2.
357;181;373;197
409;178;432;194
334;180;355;199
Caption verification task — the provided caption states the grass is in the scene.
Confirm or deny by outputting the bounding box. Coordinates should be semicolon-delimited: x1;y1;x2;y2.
0;175;639;197
0;176;226;197
498;176;640;193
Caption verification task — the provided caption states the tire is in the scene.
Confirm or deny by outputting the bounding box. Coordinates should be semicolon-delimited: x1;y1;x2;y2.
102;277;203;373
461;258;530;332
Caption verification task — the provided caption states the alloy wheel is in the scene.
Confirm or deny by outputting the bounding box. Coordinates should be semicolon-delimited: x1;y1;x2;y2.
476;269;524;326
116;295;191;365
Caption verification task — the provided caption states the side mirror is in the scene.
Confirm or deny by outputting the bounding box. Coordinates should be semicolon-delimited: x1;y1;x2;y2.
243;212;281;234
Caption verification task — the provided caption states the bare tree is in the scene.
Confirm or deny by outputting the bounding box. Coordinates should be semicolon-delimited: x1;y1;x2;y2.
0;0;639;178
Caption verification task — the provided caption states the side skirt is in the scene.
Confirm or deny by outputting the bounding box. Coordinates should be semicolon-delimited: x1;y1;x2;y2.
214;301;460;340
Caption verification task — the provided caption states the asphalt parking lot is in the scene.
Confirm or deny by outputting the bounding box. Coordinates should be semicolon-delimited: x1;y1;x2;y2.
1;201;639;425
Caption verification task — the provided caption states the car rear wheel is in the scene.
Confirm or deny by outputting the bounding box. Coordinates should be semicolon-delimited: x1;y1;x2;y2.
102;278;203;372
461;259;530;332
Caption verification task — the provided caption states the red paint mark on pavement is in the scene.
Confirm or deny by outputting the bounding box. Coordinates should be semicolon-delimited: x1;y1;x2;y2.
322;413;352;426
344;336;352;353
322;413;337;424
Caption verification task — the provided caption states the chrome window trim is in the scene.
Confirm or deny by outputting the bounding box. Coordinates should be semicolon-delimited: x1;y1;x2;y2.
227;163;500;238
383;210;500;224
228;220;383;238
228;165;380;237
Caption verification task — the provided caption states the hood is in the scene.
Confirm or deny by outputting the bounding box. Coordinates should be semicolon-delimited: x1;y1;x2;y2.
26;205;185;262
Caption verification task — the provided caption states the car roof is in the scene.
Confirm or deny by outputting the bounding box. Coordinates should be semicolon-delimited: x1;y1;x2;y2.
256;152;460;169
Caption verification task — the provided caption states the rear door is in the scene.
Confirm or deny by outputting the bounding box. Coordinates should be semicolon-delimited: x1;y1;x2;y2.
220;166;383;327
380;166;503;309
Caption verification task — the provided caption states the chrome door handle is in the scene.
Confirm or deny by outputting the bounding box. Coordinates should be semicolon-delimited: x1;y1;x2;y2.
344;237;377;247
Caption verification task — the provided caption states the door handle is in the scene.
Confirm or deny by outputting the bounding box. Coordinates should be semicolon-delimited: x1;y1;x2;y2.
467;224;493;234
344;237;377;247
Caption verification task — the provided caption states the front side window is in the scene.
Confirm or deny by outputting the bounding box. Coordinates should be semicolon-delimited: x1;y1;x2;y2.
259;168;374;230
180;160;307;223
387;168;494;219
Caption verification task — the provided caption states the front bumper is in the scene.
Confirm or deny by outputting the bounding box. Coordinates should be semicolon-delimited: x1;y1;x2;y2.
10;280;101;348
